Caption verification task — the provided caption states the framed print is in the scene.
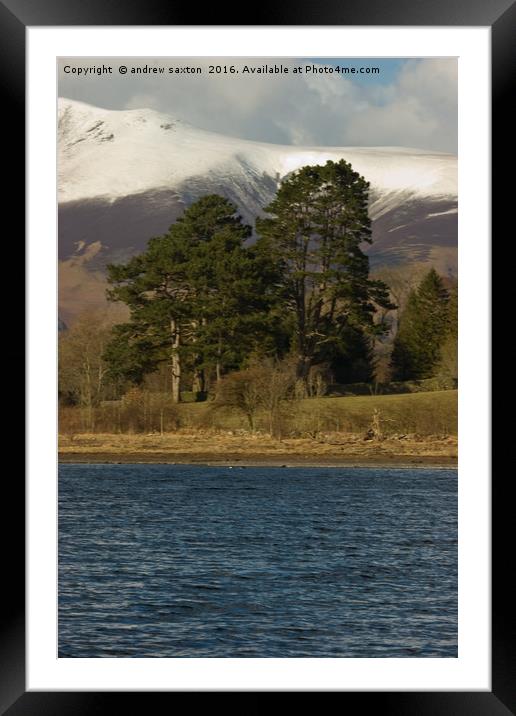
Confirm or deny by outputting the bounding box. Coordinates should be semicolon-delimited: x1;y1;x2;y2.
3;0;511;710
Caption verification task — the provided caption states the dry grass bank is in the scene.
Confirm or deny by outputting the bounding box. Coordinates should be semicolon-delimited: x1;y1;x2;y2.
60;390;458;438
59;390;457;466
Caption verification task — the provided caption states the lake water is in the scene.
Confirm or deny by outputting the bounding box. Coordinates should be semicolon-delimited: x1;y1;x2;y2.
58;464;457;658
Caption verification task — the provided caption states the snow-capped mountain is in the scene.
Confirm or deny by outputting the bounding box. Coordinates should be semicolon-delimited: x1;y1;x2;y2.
58;98;457;322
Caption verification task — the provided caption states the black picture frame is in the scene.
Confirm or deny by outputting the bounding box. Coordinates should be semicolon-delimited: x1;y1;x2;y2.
4;0;509;709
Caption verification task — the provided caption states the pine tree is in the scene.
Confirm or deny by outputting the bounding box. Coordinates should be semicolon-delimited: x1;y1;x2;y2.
436;282;458;386
390;268;450;381
185;226;282;384
256;159;393;394
104;195;280;401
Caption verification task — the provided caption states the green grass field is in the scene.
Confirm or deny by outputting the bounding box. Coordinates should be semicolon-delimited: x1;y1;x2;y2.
174;389;458;436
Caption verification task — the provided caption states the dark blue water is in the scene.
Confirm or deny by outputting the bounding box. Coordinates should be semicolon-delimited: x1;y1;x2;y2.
58;464;457;658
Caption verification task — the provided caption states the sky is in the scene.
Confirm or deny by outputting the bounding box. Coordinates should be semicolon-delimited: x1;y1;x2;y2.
58;57;457;153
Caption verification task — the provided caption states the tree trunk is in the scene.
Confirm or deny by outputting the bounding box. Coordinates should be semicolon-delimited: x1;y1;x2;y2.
190;319;205;395
192;368;205;394
216;334;222;382
296;355;312;398
246;411;255;432
170;318;181;404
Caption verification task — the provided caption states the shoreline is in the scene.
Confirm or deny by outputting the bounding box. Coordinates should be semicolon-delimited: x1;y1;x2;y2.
58;432;457;469
58;452;457;469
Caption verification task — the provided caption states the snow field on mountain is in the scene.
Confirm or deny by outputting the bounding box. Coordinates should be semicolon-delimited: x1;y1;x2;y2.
58;98;457;209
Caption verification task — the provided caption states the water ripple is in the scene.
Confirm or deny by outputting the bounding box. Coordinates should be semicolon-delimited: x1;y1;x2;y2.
59;464;457;658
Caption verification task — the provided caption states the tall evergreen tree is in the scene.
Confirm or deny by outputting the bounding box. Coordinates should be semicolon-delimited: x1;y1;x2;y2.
256;159;393;393
436;281;458;386
104;195;280;401
185;226;283;385
390;268;450;380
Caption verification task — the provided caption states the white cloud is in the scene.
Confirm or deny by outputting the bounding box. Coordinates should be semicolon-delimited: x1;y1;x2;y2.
58;58;457;153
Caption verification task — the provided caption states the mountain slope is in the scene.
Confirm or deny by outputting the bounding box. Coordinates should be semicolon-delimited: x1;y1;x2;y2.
58;98;458;322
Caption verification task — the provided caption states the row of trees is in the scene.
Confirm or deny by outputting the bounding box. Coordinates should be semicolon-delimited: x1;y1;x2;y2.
59;159;457;418
102;160;394;402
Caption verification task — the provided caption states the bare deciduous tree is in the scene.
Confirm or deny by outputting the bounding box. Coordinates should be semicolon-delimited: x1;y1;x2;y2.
214;356;297;437
59;310;117;430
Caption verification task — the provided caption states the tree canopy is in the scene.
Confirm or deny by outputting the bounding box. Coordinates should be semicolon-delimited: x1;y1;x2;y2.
99;163;456;402
256;159;393;392
104;195;281;401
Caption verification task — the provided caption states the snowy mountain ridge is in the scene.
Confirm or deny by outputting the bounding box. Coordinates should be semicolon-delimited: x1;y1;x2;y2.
58;97;457;219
